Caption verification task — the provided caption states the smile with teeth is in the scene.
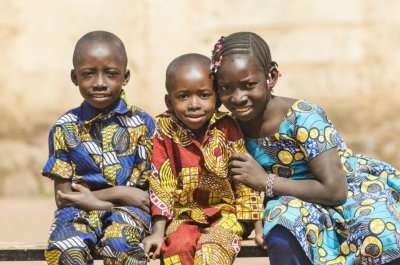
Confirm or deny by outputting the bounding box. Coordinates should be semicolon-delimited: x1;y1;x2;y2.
234;106;251;112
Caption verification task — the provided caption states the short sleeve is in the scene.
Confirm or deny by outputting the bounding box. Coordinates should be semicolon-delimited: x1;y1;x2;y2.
41;125;73;180
149;129;176;220
289;100;339;161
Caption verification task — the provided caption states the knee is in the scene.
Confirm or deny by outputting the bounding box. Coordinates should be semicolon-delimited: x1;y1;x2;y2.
45;247;88;265
265;225;297;251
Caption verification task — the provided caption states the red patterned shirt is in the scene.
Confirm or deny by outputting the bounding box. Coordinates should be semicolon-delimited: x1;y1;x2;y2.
150;111;263;224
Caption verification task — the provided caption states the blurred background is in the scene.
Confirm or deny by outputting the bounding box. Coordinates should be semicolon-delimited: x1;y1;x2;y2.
1;0;400;250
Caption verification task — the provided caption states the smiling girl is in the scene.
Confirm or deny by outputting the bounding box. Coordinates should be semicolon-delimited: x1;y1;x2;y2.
211;32;400;265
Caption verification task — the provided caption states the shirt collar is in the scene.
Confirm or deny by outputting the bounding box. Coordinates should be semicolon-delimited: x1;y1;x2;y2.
158;110;227;135
77;90;132;124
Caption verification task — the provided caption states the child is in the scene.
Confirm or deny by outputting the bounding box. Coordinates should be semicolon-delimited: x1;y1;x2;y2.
211;31;400;265
41;31;155;265
142;53;263;265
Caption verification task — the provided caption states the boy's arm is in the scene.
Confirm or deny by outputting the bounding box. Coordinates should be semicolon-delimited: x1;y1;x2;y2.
55;179;114;210
142;215;166;260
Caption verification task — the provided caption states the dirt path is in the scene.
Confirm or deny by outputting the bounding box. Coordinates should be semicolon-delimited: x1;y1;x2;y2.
0;197;268;264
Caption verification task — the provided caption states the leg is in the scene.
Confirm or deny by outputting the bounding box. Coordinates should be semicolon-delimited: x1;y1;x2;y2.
195;226;240;265
265;225;312;265
100;207;151;265
45;207;97;265
161;220;201;265
194;210;243;265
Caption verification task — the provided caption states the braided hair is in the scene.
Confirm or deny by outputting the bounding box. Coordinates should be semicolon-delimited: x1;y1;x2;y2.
210;32;278;78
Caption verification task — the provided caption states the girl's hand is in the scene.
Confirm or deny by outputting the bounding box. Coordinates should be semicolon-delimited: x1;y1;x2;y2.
229;153;269;192
142;233;164;260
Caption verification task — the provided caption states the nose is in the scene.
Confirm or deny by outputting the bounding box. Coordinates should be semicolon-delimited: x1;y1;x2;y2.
188;96;201;110
93;73;107;90
231;89;248;106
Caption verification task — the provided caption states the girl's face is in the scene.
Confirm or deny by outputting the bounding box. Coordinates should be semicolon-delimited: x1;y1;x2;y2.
217;54;270;122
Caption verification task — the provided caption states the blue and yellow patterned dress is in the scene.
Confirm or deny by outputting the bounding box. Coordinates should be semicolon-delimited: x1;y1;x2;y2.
246;99;400;265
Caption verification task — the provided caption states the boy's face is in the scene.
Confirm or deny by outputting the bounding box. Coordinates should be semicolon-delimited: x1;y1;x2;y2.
166;64;216;137
71;41;129;110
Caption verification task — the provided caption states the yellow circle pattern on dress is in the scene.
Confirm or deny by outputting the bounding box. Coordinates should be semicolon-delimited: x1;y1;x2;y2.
294;152;304;161
341;241;350;255
361;180;384;194
361;236;382;258
296;127;309;143
326;256;346;265
310;128;319;139
318;247;327;257
301;208;309;216
267;205;287;221
361;198;376;205
354;206;374;218
369;219;385;235
305;223;319;247
350;243;357;253
278;150;293;164
288;199;303;208
386;222;395;231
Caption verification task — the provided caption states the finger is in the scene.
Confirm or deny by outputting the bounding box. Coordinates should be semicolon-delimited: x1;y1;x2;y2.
71;182;80;192
229;159;244;169
230;153;247;162
154;246;161;259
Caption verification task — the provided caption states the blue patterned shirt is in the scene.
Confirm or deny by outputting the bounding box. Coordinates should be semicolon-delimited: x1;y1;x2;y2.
42;90;155;191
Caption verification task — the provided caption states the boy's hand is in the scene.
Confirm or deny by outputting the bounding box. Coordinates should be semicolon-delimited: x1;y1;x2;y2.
57;183;111;210
229;153;270;192
254;232;267;249
253;219;267;249
142;233;164;260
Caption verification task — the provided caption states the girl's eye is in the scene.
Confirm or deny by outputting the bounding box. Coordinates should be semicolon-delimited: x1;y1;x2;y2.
246;82;257;88
218;86;229;92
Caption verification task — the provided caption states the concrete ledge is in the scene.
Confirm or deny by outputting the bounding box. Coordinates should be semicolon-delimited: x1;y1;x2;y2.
0;240;268;261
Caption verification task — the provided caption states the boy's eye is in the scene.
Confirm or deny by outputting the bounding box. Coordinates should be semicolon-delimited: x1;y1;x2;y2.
177;94;188;100
200;93;211;98
106;71;119;77
81;72;94;78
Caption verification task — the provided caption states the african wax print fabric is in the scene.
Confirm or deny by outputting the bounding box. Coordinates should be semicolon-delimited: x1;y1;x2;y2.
162;217;241;265
246;99;400;265
150;111;263;264
45;206;151;265
42;90;155;264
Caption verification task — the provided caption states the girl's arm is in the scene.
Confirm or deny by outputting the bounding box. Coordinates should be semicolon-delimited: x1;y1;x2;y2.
142;215;167;260
230;149;348;206
253;219;266;249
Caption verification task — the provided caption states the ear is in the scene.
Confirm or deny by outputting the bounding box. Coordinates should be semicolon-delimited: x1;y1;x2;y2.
164;94;173;110
122;69;130;86
268;66;279;90
71;69;78;86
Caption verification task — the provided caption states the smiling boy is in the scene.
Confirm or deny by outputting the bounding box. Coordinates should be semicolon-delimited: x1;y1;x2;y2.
42;31;155;265
142;53;263;265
